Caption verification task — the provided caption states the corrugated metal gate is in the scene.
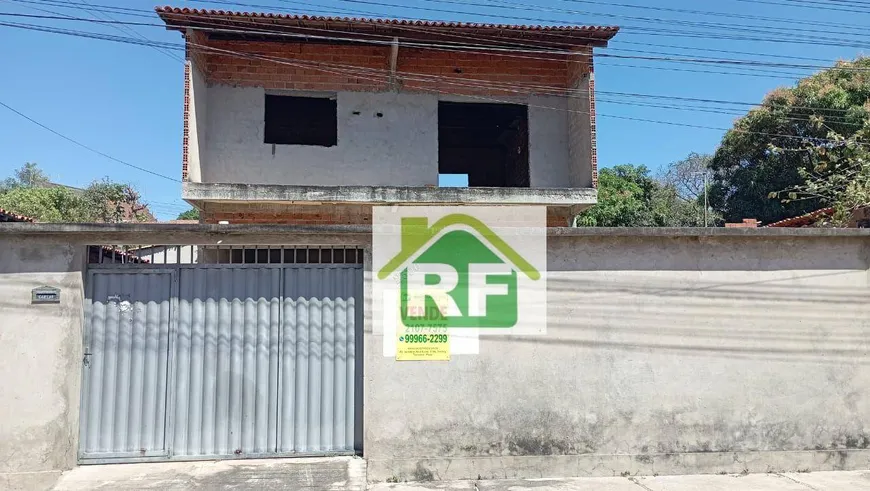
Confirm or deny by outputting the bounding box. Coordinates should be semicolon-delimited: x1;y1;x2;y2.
79;246;363;462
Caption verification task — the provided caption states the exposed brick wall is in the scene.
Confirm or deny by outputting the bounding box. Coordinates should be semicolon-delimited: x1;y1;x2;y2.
182;30;211;182
204;41;390;92
566;47;595;188
187;30;211;76
202;203;573;227
192;37;581;97
397;48;569;97
181;62;190;181
725;219;759;228
588;69;598;188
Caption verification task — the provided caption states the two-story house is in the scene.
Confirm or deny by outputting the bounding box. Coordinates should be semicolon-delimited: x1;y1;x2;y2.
157;7;618;226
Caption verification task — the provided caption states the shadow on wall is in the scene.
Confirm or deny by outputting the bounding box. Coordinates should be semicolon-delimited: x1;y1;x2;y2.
547;236;870;272
0;242;83;274
539;267;870;365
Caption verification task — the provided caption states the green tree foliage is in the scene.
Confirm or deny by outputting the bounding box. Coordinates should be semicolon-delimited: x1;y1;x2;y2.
0;162;50;192
576;164;717;227
709;57;870;224
176;207;200;220
83;179;149;223
771;126;870;226
0;186;90;221
0;164;149;223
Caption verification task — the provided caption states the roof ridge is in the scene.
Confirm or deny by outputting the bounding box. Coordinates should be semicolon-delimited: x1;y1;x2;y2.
155;6;620;34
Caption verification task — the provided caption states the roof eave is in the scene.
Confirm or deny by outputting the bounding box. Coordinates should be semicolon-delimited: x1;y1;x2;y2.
155;8;618;47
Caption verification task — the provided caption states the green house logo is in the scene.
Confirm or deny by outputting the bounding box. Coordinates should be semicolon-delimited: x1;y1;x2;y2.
378;214;540;328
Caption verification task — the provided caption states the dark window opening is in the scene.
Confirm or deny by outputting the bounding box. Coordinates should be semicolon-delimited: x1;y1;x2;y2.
264;94;337;146
438;101;529;187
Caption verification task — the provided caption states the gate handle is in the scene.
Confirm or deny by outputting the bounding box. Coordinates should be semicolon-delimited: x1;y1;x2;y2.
83;351;92;367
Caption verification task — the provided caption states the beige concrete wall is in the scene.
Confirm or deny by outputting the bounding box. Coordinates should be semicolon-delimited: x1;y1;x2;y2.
0;239;85;490
365;235;870;481
3;228;870;486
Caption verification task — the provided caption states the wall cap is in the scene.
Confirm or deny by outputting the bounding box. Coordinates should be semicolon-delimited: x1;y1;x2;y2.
2;222;870;239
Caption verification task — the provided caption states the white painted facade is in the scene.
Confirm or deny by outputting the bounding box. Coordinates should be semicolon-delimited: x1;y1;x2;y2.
186;82;587;189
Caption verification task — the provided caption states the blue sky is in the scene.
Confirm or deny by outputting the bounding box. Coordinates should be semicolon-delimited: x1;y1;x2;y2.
0;0;867;219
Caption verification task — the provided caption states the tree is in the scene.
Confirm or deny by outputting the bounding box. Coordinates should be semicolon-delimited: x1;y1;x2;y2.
576;164;717;227
0;186;90;222
82;179;150;223
1;162;50;192
0;164;150;223
709;57;870;224
176;207;200;220
660;153;713;202
771;126;870;226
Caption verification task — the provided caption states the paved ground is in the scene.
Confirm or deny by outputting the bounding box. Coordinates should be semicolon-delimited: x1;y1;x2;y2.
51;459;870;490
52;457;366;490
370;472;870;490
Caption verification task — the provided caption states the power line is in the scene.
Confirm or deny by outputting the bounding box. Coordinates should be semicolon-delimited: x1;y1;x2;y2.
734;0;870;13
411;0;870;43
322;0;870;48
2;15;864;122
14;0;870;54
5;0;853;70
8;0;157;17
556;0;870;33
189;40;870;145
5;11;865;77
0;13;856;110
71;0;183;63
0;100;181;182
2;10;866;142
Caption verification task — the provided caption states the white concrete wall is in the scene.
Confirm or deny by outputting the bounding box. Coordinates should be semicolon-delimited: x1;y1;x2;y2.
12;231;864;486
529;95;571;188
0;239;84;490
195;87;580;188
186;64;208;183
366;235;870;481
202;87;439;186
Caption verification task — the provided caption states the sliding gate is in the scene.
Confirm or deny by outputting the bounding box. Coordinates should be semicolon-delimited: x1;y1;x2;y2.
79;246;363;462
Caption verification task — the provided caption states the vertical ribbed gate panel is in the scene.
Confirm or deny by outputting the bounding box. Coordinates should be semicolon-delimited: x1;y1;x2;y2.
173;267;282;457
280;266;358;453
79;271;173;459
80;264;363;461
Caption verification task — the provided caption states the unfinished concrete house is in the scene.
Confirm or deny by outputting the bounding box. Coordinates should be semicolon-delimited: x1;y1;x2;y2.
156;6;619;226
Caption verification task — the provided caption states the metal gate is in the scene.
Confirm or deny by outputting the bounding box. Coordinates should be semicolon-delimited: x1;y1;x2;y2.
80;246;363;462
80;270;174;459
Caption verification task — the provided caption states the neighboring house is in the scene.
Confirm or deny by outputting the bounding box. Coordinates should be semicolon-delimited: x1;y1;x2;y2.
726;207;870;228
0;207;34;222
156;7;619;226
724;219;760;228
764;206;870;228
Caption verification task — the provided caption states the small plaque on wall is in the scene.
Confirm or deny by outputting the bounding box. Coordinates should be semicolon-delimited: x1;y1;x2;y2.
32;286;60;304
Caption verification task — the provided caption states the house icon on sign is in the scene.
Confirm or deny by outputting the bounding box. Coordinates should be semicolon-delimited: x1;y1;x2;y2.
377;214;539;329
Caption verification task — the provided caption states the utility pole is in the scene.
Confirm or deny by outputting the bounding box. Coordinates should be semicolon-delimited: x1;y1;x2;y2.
704;172;708;228
689;171;710;227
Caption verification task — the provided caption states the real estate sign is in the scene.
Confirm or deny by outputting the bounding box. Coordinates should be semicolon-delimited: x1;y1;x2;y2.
373;206;547;360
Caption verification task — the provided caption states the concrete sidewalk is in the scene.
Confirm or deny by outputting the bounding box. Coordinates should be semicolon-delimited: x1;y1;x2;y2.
370;471;870;491
52;457;366;490
51;458;870;490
